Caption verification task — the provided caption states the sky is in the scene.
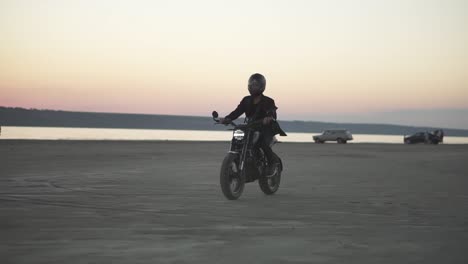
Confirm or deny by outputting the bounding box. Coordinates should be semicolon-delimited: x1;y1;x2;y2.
1;0;467;128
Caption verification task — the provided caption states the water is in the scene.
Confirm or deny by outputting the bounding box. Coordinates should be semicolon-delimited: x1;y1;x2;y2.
1;126;468;144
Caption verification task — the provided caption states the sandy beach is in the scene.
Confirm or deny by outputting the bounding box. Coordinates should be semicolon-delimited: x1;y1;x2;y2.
1;140;468;264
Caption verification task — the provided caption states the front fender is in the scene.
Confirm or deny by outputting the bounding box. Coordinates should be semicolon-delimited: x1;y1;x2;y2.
272;152;283;171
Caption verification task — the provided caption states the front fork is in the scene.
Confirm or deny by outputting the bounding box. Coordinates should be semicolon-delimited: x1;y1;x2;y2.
238;131;252;179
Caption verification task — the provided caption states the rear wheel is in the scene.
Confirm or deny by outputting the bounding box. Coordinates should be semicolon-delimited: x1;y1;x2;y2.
259;164;281;195
337;138;346;144
220;153;245;200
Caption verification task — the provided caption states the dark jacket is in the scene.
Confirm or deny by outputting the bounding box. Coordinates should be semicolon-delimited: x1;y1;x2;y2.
225;95;287;136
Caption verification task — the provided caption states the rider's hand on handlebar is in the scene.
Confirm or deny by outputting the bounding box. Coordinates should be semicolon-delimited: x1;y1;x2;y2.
219;118;231;125
263;116;274;125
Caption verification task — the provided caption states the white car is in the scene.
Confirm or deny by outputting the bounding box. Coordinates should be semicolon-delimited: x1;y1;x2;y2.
313;129;353;144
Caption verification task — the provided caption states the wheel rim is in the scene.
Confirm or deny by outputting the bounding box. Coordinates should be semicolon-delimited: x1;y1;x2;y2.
228;162;241;194
267;165;280;188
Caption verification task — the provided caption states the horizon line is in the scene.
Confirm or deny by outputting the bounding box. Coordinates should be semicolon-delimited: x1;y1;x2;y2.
1;105;467;131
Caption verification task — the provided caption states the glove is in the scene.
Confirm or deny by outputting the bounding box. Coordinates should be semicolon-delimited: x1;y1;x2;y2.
219;118;231;125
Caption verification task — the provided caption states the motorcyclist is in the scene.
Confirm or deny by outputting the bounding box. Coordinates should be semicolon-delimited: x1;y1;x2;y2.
219;73;286;176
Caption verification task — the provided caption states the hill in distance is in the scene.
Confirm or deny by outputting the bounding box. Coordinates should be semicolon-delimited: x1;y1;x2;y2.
1;107;468;137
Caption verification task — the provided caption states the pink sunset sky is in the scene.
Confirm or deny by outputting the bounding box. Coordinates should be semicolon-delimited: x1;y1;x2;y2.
1;0;467;128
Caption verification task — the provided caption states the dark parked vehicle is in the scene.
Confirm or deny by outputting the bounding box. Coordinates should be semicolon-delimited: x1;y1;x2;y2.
404;130;444;144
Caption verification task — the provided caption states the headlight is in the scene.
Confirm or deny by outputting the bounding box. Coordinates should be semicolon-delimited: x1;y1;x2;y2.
233;129;245;140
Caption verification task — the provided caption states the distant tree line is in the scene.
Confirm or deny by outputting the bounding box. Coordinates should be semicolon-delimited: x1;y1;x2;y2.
1;106;467;136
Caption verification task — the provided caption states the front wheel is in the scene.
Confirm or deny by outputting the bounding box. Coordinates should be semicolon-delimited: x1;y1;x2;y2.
220;153;245;200
259;164;281;195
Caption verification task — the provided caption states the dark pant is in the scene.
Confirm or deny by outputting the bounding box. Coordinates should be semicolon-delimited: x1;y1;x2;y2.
259;129;279;165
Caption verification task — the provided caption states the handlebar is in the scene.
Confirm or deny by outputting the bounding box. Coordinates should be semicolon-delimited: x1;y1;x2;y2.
213;116;267;130
212;110;276;130
213;117;238;127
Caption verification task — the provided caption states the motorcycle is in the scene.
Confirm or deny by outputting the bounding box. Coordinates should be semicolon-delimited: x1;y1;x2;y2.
212;111;283;200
